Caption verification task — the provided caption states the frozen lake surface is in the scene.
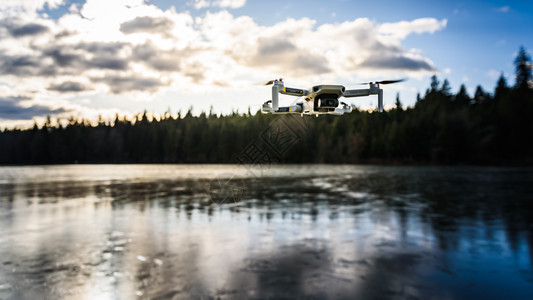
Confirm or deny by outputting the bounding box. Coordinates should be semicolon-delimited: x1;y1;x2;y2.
0;164;532;299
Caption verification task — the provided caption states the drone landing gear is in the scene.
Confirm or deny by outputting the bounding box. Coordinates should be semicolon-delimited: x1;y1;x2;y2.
261;100;304;115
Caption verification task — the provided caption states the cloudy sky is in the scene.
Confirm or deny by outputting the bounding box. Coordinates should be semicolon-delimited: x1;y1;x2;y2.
0;0;531;128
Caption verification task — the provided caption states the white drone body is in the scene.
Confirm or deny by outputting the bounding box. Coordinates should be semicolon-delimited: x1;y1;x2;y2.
260;78;404;116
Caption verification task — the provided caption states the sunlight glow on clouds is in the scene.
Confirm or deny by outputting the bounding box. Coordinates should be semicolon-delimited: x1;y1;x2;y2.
0;0;446;125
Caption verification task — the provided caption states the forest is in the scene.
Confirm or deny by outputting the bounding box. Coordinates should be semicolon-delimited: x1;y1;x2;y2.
0;47;532;165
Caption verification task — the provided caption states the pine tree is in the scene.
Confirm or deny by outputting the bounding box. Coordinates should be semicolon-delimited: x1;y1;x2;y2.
514;46;532;90
441;79;452;96
395;93;403;111
495;72;509;99
474;86;489;104
455;84;470;105
430;75;439;92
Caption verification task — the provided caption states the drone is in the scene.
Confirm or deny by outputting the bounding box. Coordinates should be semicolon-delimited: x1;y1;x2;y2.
260;78;405;116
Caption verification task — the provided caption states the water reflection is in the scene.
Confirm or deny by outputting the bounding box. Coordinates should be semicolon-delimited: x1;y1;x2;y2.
0;165;532;299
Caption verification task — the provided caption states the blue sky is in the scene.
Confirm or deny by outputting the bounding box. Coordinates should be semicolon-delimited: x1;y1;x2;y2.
0;0;531;127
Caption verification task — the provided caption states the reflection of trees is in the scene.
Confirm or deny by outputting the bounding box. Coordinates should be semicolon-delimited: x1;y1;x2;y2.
227;167;533;267
19;181;95;203
0;183;15;210
229;168;533;265
342;167;533;258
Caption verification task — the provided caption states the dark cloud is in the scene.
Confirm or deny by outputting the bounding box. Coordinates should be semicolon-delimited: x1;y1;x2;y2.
54;30;76;39
42;47;84;68
132;43;181;71
0;39;186;91
48;81;89;92
257;38;296;56
294;54;331;74
120;16;174;36
43;42;127;69
353;40;434;71
9;23;49;37
87;57;129;70
91;75;167;94
0;16;196;91
0;96;68;120
246;37;331;75
0;42;131;77
359;55;436;71
0;53;55;76
0;18;49;38
368;41;403;54
183;61;206;83
76;42;126;56
0;48;84;77
0;55;40;74
148;57;180;71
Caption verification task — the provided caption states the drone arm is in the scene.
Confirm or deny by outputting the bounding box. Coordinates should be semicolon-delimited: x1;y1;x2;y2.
343;88;384;112
343;89;371;97
280;87;309;97
272;84;281;111
272;83;307;112
378;89;383;112
270;80;289;111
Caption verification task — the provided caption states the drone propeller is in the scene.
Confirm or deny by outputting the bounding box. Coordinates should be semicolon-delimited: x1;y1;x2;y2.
358;78;407;85
260;78;284;86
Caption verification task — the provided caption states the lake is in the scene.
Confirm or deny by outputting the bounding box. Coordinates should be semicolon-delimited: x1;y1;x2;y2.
0;165;532;299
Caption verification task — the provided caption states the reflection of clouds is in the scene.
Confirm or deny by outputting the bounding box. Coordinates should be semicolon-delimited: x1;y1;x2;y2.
0;165;532;298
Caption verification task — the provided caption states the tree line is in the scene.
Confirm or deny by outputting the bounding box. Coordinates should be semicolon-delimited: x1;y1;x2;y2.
1;47;532;165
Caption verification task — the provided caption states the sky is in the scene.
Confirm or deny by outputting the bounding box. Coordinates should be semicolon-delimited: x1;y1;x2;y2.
0;0;532;128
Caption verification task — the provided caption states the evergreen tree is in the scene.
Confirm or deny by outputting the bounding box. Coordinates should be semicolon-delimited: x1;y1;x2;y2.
474;85;489;104
395;93;403;111
514;46;532;90
430;75;439;92
441;79;452;96
495;73;509;99
455;84;470;105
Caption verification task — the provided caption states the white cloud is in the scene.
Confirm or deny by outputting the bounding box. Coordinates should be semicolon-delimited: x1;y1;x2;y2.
191;0;246;9
379;18;447;40
192;0;210;9
216;0;246;9
0;0;64;11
